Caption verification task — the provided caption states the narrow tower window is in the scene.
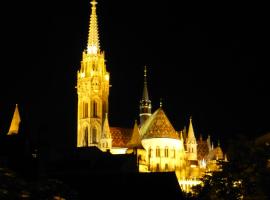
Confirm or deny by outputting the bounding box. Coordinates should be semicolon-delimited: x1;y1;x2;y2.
165;163;169;171
84;127;88;147
149;148;152;158
156;146;160;157
173;148;176;158
165;146;169;157
92;101;98;117
83;102;88;118
92;127;97;144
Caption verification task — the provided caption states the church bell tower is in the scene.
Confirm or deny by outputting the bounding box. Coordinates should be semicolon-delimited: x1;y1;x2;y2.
139;66;152;125
77;0;110;148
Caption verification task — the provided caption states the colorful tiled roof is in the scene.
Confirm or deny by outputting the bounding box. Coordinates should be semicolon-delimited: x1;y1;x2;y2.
127;121;143;149
197;139;209;160
110;127;132;148
141;108;179;140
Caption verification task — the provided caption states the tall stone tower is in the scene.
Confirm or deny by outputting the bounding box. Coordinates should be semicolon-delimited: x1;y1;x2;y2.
139;66;152;126
77;0;110;148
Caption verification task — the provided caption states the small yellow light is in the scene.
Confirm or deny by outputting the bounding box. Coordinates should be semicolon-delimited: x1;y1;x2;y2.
105;74;109;81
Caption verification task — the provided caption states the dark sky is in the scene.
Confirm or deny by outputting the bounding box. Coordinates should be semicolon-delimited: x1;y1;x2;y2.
0;0;268;150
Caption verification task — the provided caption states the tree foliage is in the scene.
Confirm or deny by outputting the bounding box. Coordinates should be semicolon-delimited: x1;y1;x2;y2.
192;134;270;200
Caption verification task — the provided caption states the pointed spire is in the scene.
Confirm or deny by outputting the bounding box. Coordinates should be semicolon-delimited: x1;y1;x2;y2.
187;116;196;139
102;113;111;139
224;154;228;162
142;66;149;101
7;104;21;135
180;130;183;140
139;66;152;125
211;142;214;150
128;120;142;148
87;0;100;54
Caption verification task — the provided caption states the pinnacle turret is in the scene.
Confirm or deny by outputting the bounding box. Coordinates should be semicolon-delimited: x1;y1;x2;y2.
187;117;196;140
7;104;21;135
139;66;152;125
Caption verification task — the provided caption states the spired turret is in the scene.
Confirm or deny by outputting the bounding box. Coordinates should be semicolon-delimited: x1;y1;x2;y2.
186;117;197;161
7;104;21;135
139;66;152;126
100;113;112;151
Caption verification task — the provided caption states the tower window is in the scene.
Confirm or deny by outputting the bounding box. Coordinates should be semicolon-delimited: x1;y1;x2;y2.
156;147;160;157
84;127;88;147
173;148;176;158
83;102;88;118
92;127;97;144
165;146;169;157
149;148;152;158
92;101;98;117
156;164;160;172
165;163;168;171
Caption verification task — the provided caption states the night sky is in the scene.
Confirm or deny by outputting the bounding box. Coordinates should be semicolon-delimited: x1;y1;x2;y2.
0;0;268;151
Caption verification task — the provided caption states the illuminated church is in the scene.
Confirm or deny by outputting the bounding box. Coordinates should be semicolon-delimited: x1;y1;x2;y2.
76;0;225;192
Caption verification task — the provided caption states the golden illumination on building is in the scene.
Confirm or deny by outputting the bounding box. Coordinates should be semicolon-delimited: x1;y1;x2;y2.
77;0;110;148
75;0;225;193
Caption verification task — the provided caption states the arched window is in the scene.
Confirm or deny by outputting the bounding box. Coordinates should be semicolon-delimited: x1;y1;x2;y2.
92;127;97;144
156;164;160;172
165;163;169;171
149;148;152;158
92;101;98;117
83;102;88;118
156;146;160;157
173;148;176;158
165;146;169;158
84;127;88;147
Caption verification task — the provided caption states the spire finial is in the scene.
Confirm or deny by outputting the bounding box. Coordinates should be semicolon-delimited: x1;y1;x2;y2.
144;66;147;81
87;0;100;54
160;98;163;107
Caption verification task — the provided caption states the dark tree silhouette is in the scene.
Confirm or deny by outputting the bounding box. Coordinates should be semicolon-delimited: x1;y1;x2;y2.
192;134;270;200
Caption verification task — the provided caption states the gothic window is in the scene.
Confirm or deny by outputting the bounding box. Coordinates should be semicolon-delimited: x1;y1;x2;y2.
156;146;160;157
165;146;169;158
92;101;98;117
149;148;152;158
84;127;88;146
92;127;97;144
173;148;176;158
165;163;168;171
83;102;88;118
156;164;160;172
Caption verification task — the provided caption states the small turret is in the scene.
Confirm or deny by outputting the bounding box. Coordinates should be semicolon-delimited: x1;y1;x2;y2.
7;104;21;135
186;116;197;160
128;120;142;149
139;66;152;125
100;113;112;151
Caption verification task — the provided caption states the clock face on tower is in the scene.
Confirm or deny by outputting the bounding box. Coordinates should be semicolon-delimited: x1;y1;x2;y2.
92;76;100;91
